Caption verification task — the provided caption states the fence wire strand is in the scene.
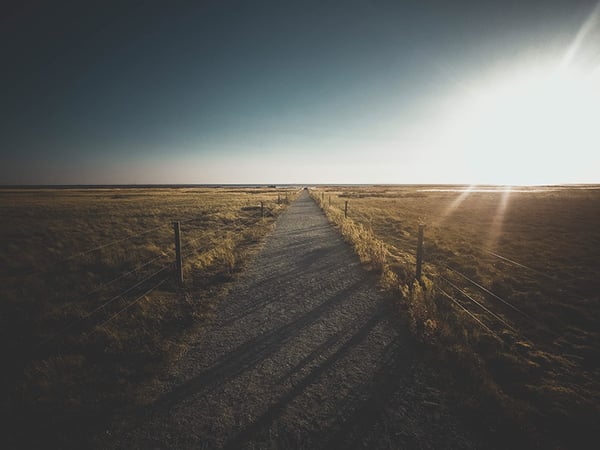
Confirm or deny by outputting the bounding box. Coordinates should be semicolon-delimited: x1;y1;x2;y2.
445;266;532;320
79;253;168;302
439;288;499;337
478;247;589;300
439;275;516;331
82;263;172;321
89;277;168;335
55;223;170;265
41;262;173;346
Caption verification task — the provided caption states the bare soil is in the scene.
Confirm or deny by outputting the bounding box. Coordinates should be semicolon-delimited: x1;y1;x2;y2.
97;191;487;449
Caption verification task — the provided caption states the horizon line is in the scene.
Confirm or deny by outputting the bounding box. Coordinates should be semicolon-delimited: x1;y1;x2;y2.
2;182;600;189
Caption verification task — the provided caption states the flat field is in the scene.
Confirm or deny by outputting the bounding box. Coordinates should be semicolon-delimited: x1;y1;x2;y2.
312;185;600;444
0;186;295;447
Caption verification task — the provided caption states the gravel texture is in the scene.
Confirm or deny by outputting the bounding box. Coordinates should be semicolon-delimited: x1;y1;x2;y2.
99;190;483;449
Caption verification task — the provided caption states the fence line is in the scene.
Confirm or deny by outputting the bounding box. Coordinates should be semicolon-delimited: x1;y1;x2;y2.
479;248;554;280
45;263;174;345
44;253;171;338
478;247;589;301
82;263;173;320
19;203;241;278
309;188;558;339
445;266;531;319
439;289;499;337
29;223;172;277
438;275;516;331
88;277;169;335
78;253;169;303
311;188;599;346
34;195;290;347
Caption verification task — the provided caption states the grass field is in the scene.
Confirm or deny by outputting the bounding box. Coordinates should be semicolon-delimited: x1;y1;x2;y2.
0;186;296;447
4;185;599;447
311;185;600;447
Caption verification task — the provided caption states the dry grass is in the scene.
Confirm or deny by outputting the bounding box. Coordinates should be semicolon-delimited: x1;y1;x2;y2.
0;186;297;448
311;185;600;447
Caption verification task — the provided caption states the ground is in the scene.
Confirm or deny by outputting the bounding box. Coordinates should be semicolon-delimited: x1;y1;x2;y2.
97;191;486;449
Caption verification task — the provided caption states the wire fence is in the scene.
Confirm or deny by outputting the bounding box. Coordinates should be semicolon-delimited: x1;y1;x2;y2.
23;195;294;351
434;245;589;342
311;189;592;344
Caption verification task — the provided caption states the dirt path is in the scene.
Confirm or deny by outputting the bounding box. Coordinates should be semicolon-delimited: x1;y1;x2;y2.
100;190;483;449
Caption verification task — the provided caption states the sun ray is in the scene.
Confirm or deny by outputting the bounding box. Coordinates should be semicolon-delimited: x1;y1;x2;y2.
435;185;476;226
486;187;512;250
560;1;600;70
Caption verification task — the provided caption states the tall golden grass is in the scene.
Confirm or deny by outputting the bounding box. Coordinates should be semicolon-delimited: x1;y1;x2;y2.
310;185;600;447
1;186;297;447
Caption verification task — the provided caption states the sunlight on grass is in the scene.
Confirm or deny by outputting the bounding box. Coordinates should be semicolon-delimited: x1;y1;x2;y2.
486;186;512;250
311;185;600;447
437;184;475;225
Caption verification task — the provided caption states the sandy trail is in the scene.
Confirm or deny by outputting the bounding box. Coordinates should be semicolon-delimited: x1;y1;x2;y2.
101;190;480;449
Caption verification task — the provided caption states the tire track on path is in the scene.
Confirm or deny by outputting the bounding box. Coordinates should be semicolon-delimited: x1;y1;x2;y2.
100;190;483;449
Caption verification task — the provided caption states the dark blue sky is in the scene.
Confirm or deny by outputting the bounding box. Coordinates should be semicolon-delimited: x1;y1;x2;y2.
1;0;599;184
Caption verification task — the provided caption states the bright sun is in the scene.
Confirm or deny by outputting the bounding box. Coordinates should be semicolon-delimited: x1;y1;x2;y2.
439;66;600;185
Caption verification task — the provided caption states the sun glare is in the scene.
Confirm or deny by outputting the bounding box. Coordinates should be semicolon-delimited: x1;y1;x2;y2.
445;66;600;185
432;55;600;186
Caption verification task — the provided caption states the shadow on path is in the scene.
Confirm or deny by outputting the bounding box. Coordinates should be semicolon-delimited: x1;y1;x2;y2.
152;278;370;414
223;305;391;449
100;191;481;450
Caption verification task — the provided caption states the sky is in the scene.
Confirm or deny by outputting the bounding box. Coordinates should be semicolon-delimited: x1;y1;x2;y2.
1;0;599;185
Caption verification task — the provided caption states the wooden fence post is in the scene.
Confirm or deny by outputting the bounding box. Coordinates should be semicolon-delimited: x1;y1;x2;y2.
174;221;183;285
344;200;348;218
278;193;281;204
329;195;331;206
416;223;425;281
260;201;264;217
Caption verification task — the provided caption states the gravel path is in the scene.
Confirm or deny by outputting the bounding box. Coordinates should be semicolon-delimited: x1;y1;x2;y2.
100;190;482;449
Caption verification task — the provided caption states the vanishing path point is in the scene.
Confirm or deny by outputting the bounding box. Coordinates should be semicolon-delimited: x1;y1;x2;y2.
100;190;482;449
